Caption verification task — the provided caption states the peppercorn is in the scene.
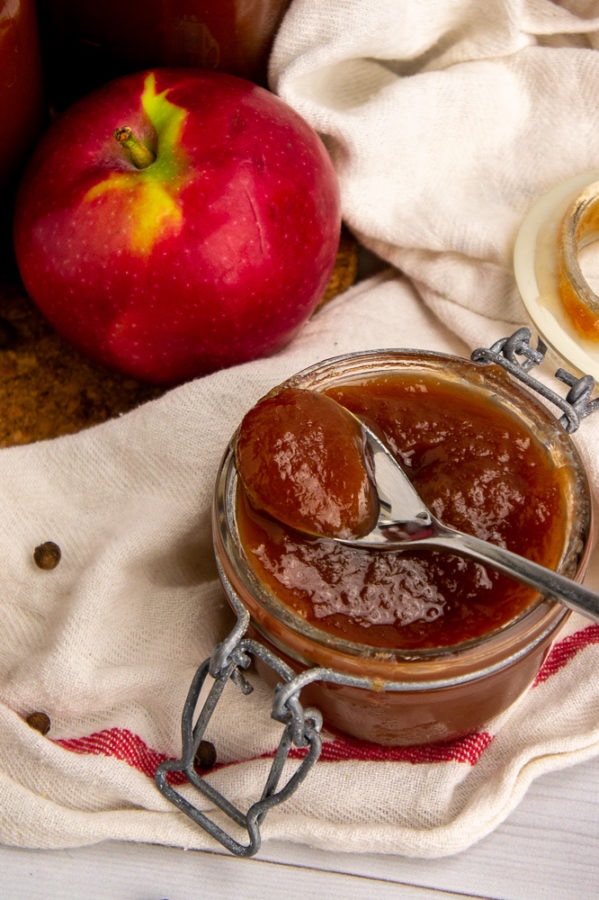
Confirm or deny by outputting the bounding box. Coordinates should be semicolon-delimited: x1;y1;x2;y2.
33;541;61;570
194;739;217;771
25;711;51;735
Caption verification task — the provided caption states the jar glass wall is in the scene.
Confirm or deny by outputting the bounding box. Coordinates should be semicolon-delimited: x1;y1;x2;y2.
213;349;594;745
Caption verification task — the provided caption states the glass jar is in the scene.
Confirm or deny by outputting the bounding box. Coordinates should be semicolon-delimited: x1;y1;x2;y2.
212;342;594;746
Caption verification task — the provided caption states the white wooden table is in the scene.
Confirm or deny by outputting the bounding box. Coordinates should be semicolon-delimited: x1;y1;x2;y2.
1;747;598;898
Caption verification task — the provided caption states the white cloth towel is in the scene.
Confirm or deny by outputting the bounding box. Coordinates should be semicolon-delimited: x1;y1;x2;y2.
2;0;599;858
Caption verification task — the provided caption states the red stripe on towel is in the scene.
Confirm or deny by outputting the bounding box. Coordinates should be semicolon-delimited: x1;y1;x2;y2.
52;624;599;780
54;725;494;785
55;728;168;779
294;730;494;766
533;623;599;686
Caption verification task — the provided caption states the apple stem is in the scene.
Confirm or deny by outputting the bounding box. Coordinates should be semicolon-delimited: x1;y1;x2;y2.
114;126;156;169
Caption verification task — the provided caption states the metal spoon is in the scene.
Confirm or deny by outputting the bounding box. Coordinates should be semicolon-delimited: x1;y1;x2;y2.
336;415;599;623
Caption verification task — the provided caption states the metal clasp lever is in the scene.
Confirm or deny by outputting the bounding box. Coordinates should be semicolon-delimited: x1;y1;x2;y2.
471;326;599;432
155;636;323;857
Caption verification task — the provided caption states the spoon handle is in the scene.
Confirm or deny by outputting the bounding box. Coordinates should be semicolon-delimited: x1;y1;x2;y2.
431;526;599;622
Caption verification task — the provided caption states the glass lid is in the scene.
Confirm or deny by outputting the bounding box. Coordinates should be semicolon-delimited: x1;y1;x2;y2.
514;169;599;379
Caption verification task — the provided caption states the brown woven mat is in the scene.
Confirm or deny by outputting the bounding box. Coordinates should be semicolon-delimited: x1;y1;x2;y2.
0;229;357;447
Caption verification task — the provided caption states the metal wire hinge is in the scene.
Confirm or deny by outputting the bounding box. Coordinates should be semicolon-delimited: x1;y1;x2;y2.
155;625;323;857
471;327;599;433
156;326;598;857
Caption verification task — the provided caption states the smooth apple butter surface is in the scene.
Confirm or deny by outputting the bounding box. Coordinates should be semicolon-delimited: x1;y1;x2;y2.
236;374;567;651
235;387;379;539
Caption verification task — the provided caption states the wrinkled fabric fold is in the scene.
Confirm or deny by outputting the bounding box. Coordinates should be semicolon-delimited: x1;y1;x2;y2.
2;0;599;857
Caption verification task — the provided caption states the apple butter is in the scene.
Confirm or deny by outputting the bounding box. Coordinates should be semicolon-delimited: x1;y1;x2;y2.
235;387;379;541
236;373;567;651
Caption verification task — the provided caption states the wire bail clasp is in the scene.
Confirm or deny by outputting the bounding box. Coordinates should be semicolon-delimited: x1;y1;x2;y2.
155;613;323;858
471;327;599;432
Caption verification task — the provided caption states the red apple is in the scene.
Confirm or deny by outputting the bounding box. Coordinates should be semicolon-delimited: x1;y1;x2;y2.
13;69;341;384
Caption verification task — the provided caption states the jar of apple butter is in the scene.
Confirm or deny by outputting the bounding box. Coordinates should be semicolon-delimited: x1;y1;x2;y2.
154;329;596;856
212;331;595;747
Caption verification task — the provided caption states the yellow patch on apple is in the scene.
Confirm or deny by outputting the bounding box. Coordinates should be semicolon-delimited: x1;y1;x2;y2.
83;73;190;256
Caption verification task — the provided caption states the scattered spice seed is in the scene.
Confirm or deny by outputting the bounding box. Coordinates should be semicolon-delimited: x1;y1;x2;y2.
25;711;51;735
194;739;217;771
33;541;61;570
